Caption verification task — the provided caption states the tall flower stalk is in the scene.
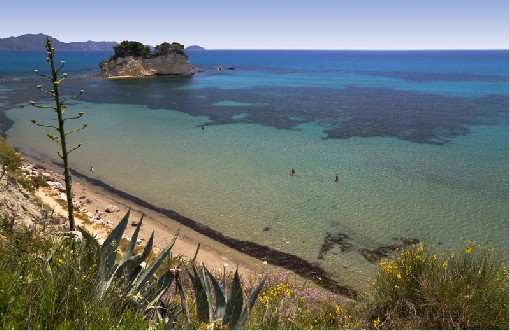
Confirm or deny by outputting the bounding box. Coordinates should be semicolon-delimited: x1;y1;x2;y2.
30;37;87;231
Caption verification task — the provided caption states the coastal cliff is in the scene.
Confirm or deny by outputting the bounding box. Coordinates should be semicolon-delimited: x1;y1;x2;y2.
100;40;193;78
100;53;193;77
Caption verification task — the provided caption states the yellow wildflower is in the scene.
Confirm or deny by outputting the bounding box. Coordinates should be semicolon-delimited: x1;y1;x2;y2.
417;244;423;253
57;258;63;264
433;254;438;260
442;261;448;269
465;247;473;254
373;317;381;328
396;273;402;279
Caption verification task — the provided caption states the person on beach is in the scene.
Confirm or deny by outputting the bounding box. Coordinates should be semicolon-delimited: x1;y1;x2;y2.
94;209;102;220
335;173;339;182
90;166;95;172
290;167;295;175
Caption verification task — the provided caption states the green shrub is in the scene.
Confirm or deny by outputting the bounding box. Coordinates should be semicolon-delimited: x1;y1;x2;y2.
362;242;509;330
0;226;148;329
0;136;20;179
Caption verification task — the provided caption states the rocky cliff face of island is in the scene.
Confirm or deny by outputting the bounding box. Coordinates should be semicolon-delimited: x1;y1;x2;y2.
100;52;193;78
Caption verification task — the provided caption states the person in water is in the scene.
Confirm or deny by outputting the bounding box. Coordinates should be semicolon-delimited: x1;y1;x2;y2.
290;167;295;175
335;173;339;182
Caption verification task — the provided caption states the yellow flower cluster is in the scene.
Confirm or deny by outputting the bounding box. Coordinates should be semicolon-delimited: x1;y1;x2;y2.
373;316;381;328
258;283;291;307
464;240;478;254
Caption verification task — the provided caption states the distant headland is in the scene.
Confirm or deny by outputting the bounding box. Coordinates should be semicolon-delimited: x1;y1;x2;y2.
0;33;117;51
185;45;205;51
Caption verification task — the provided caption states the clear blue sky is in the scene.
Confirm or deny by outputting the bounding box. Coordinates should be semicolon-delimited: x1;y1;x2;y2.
2;0;508;49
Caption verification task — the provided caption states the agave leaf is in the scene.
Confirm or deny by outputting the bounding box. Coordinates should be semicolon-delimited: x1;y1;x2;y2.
184;261;210;323
235;273;267;329
139;231;154;262
126;265;143;289
183;260;195;280
224;268;243;329
124;231;155;292
101;209;130;280
101;209;130;255
202;266;213;322
223;264;227;299
78;226;99;254
204;264;226;319
176;277;190;323
131;228;179;294
146;269;175;310
104;215;145;291
119;214;144;267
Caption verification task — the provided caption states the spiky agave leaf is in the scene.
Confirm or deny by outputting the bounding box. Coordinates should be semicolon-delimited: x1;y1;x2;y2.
78;226;99;249
176;276;190;323
104;214;144;291
183;261;210;323
224;268;243;329
118;214;144;266
203;264;226;319
123;231;155;292
145;269;175;310
101;209;130;281
202;266;213;322
131;228;180;295
235;273;267;329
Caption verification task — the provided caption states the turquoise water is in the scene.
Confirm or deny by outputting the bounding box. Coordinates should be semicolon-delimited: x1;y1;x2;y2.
1;50;508;291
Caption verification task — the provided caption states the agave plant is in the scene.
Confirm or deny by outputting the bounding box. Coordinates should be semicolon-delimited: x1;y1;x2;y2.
183;258;267;329
75;209;184;326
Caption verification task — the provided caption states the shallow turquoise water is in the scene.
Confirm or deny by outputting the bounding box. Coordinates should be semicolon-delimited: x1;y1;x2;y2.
5;100;508;290
1;50;508;291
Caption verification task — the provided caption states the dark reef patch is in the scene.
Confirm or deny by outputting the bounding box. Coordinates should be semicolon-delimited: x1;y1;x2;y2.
2;75;507;145
318;232;353;259
318;229;421;264
67;77;508;145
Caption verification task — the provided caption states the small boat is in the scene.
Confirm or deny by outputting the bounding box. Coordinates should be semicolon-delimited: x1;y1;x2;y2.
227;67;236;70
217;66;224;71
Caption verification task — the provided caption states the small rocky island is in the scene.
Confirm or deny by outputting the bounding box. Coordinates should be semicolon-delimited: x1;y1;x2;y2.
100;40;193;78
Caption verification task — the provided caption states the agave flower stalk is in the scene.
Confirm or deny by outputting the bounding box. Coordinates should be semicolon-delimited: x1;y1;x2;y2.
29;37;87;231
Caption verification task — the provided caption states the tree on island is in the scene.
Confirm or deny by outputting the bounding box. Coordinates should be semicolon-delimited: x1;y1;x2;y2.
30;37;87;231
111;40;151;59
109;40;187;60
155;41;184;54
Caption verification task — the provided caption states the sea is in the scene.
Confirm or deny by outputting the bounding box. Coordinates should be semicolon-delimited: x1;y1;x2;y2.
0;49;508;292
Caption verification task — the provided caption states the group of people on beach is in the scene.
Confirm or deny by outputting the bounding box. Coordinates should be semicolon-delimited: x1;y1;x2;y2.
290;167;339;182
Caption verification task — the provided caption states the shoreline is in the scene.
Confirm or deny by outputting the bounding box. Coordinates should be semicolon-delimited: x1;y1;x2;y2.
24;153;357;298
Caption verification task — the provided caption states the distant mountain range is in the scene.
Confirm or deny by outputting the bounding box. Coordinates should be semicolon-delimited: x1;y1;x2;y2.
0;33;118;51
0;34;206;52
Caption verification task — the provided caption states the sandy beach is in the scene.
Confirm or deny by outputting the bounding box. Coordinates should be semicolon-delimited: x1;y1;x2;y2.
28;157;268;280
